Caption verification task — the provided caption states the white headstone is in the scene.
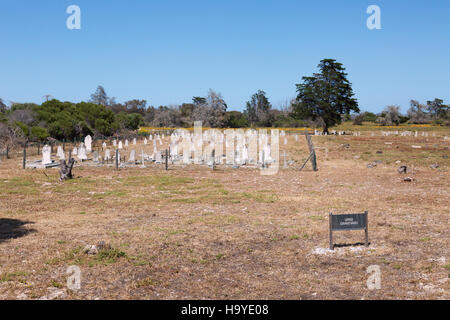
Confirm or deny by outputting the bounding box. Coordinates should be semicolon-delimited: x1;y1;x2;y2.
72;147;78;156
105;149;111;161
128;150;136;162
118;141;123;149
57;146;65;160
155;152;162;163
42;145;52;165
78;144;87;161
84;135;92;153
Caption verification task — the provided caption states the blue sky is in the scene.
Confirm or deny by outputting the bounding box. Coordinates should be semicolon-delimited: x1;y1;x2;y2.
0;0;449;113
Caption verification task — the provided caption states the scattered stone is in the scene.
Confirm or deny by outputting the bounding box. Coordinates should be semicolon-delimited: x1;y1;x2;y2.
395;160;401;164
39;287;67;300
398;166;407;174
17;293;28;300
97;241;111;251
430;164;439;169
376;150;383;154
367;162;377;168
83;244;98;255
403;177;415;182
411;145;422;149
342;144;350;149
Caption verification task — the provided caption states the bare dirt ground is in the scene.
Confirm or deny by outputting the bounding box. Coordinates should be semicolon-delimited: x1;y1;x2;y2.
0;132;449;300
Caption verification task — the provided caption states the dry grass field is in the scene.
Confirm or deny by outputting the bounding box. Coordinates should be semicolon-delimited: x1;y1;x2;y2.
0;130;449;300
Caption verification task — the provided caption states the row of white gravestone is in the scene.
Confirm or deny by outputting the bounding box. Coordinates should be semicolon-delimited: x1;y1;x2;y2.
382;131;434;137
111;137;162;149
42;131;292;166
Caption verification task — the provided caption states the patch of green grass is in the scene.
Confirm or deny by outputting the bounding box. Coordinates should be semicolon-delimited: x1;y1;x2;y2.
50;280;63;288
0;177;39;195
308;215;324;221
215;253;225;260
289;235;299;240
136;278;157;287
419;237;431;242
190;258;208;264
95;248;127;264
123;175;193;190
393;263;402;270
168;229;185;235
93;191;128;199
128;255;151;266
241;192;278;203
0;271;31;282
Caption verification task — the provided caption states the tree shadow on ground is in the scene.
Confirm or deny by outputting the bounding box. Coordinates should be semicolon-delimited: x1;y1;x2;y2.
0;218;36;243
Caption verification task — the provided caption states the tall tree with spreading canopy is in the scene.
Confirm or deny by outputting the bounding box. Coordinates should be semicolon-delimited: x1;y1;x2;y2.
244;90;272;126
292;59;359;133
90;85;111;106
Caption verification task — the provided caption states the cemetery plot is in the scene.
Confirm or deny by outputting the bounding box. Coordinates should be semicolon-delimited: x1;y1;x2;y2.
0;129;448;300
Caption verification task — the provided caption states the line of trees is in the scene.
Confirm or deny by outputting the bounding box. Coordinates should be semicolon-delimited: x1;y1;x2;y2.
1;58;448;146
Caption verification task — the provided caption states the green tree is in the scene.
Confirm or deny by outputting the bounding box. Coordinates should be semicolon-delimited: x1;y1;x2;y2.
225;111;249;128
292;59;359;133
244;90;272;126
90;85;111;106
30;126;49;141
116;112;144;131
426;98;449;121
0;98;7;114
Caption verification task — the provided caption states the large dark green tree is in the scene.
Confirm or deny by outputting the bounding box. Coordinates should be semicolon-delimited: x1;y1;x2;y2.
426;98;449;121
292;59;359;133
244;90;272;126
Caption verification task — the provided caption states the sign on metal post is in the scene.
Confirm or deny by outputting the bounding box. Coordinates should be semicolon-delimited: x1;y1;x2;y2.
329;211;369;250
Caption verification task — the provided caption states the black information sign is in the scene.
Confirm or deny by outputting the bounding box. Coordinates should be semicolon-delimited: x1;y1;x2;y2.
329;211;368;250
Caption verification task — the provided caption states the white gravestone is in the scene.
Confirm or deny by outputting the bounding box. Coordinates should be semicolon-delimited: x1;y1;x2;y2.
128;150;136;162
77;144;87;161
105;149;111;161
84;135;92;153
42;145;52;165
57;146;65;160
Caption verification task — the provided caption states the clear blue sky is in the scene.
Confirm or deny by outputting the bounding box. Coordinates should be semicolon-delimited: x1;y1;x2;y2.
1;0;449;113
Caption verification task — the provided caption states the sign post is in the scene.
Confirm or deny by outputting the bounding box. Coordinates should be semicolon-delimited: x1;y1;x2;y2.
329;211;368;250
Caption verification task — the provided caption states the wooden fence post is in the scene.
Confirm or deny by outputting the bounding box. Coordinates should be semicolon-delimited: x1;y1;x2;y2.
165;149;168;170
305;132;318;171
23;142;27;169
329;212;333;250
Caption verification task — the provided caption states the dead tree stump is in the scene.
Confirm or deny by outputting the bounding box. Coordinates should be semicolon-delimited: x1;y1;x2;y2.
60;158;75;181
